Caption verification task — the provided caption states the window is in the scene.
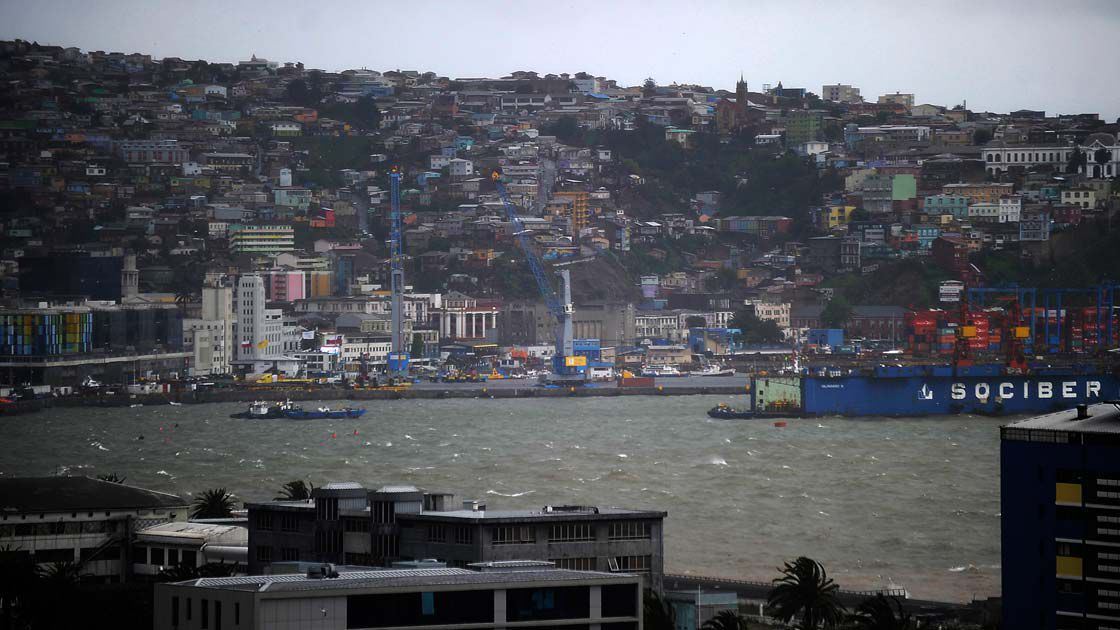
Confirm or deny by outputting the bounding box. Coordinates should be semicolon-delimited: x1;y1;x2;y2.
151;547;165;565
255;546;272;562
181;550;197;569
215;601;222;630
171;596;179;627
551;557;595;571
608;521;651;540
550;523;594;542
613;555;651;573
168;549;180;565
344;517;369;533
455;526;473;545
255;512;273;530
201;599;209;629
281;547;299;562
347;591;494;627
187;598;192;621
234;603;240;626
427;525;447;543
492;525;535;545
602;583;639;617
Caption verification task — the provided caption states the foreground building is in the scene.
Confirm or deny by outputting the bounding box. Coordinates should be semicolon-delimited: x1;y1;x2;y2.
0;476;189;583
1002;403;1120;629
246;483;667;592
154;564;642;630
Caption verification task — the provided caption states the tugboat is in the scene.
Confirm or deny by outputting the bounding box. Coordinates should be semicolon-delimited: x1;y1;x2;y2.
640;365;682;377
691;362;736;377
230;400;293;419
706;401;806;420
282;405;366;420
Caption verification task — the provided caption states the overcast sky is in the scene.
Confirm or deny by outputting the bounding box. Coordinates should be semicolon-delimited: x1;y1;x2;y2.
3;0;1119;121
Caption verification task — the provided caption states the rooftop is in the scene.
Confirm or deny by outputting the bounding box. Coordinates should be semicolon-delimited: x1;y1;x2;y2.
1004;402;1120;436
0;476;188;513
400;506;666;523
180;567;637;594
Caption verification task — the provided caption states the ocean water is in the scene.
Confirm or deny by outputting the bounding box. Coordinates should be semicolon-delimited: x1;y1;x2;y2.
0;395;1006;602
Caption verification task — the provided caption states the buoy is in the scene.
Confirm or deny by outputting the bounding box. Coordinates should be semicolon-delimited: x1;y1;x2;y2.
774;421;787;428
353;429;359;435
331;432;337;439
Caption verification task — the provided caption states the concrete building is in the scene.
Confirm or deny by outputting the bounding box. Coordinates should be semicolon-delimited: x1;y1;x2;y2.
154;564;643;630
942;182;1015;205
228;224;296;255
433;292;499;341
133;521;248;578
0;476;188;583
1001;404;1120;629
877;92;914;109
234;275;301;374
183;275;235;376
246;482;667;592
822;84;861;104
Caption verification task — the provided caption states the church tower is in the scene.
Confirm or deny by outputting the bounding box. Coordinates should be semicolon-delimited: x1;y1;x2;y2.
735;74;748;121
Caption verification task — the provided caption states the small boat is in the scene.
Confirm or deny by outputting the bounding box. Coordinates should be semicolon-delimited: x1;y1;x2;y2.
706;403;805;420
640;365;682;377
230;400;292;419
691;363;736;377
283;405;366;420
168;401;183;406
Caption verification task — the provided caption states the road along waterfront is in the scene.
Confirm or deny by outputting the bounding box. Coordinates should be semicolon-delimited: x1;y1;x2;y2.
0;394;1005;603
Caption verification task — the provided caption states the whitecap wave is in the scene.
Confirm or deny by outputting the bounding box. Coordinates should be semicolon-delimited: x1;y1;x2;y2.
485;489;535;497
708;456;729;466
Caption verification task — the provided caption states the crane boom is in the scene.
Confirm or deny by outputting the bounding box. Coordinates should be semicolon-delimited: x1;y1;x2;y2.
492;173;578;378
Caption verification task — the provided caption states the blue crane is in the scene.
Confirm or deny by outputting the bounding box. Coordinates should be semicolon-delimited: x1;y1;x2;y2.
491;172;584;381
387;168;409;376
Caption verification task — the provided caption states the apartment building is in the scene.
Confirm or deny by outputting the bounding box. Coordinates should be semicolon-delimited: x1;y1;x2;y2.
1002;404;1120;629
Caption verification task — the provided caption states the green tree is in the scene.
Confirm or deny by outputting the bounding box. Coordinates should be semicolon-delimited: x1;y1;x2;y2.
643;590;675;630
847;594;913;630
274;480;313;501
1094;147;1112;178
410;333;426;358
767;556;845;629
96;473;126;484
702;609;749;630
730;309;785;345
547;116;581;144
157;561;240;581
972;128;992;145
1067;147;1088;174
642;77;657;97
191;488;236;519
820;295;853;328
354;95;382;130
685;315;707;329
704;268;738;291
286;79;310;106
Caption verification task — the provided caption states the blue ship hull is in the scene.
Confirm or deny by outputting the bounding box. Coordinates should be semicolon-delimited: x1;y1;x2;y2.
283;408;366;420
800;368;1120;416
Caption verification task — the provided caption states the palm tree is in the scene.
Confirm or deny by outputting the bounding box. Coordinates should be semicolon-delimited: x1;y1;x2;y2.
96;473;126;484
702;609;749;630
275;480;314;501
767;556;845;629
847;594;913;630
191;488;236;519
643;590;676;630
157;561;239;582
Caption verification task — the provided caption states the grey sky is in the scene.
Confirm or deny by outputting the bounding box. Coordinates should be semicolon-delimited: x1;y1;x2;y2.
3;0;1119;121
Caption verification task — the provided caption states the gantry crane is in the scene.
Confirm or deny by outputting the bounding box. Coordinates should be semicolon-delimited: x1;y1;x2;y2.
387;167;409;377
491;171;586;383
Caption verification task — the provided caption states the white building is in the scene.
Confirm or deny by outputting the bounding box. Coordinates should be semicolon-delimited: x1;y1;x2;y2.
998;196;1022;223
982;138;1119;178
133;521;247;578
430;154;452;169
449;158;474;177
0;476;188;582
183;277;235;376
234;275;301;375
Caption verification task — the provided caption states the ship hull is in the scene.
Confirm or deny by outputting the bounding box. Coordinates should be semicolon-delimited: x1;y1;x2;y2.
800;373;1120;416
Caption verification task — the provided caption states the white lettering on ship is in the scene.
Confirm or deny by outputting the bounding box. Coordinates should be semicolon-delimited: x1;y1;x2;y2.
942;381;1102;401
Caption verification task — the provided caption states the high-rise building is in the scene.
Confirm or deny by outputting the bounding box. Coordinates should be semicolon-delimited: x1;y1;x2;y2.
1002;403;1120;629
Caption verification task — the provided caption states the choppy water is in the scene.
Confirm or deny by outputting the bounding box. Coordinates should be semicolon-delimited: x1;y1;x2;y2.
0;396;1006;602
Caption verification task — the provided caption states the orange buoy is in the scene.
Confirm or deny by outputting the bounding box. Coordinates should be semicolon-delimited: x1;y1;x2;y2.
774;421;787;427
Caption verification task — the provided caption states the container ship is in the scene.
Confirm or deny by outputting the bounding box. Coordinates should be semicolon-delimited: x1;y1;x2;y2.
727;293;1120;417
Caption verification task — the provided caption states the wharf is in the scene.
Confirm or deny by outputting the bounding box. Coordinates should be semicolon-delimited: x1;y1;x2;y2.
26;377;750;409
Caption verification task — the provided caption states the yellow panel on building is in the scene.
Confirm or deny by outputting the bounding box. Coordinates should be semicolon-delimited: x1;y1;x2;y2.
1055;482;1082;505
1056;556;1083;578
565;355;587;367
1014;326;1031;339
